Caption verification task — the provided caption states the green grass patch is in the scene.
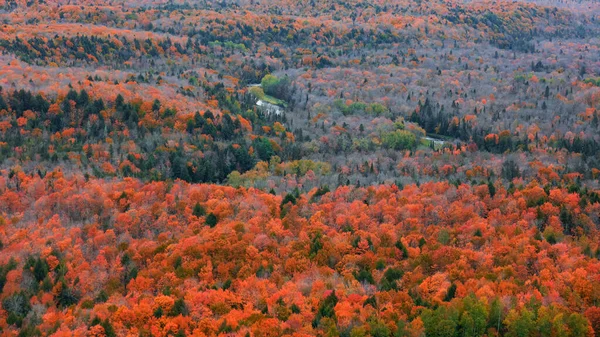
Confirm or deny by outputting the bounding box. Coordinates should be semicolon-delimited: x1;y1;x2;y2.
262;94;287;107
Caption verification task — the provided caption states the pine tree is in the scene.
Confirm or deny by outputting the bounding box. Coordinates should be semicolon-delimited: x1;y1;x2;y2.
205;213;218;227
192;202;205;217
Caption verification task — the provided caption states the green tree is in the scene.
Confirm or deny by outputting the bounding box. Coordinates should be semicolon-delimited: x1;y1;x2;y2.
205;213;218;227
459;295;488;337
487;181;496;198
566;313;589;337
422;306;459;337
380;267;403;291
249;86;265;100
369;319;392;337
382;130;417;150
488;298;504;333
261;74;290;100
313;291;338;328
505;308;535;337
443;283;457;301
169;298;188;316
280;193;297;210
395;239;409;259
253;137;274;161
192;202;206;217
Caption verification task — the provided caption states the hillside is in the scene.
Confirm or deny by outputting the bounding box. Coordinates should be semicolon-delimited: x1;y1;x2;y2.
0;0;599;336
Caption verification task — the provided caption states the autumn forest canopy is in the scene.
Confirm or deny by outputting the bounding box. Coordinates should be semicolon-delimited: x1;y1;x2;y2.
0;0;599;336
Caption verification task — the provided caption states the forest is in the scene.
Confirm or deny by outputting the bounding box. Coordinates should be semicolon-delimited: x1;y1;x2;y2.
0;0;598;336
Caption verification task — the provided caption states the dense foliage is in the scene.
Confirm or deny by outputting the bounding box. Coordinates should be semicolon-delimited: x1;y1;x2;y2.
0;0;598;335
